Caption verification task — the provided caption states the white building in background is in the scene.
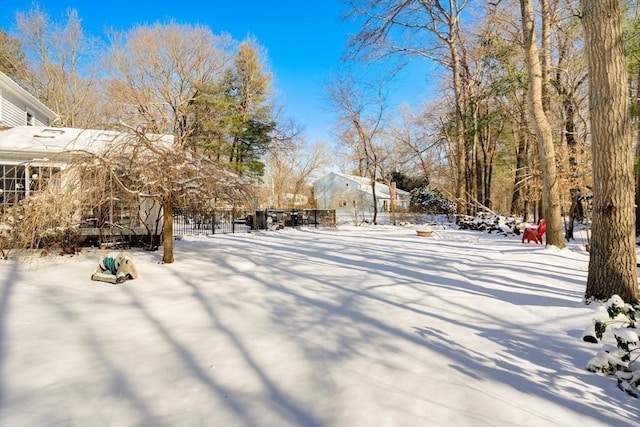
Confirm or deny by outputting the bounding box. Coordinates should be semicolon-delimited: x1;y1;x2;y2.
0;71;59;129
313;172;411;217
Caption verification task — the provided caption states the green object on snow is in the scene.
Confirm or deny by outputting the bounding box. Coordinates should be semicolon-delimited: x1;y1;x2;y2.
102;255;117;275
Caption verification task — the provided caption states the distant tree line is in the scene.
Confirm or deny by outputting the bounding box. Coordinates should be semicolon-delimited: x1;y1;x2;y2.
336;0;637;303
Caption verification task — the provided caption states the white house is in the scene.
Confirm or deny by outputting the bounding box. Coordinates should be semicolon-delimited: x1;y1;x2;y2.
0;125;165;242
0;71;59;129
313;172;411;216
0;72;165;245
0;72;69;207
0;126;122;205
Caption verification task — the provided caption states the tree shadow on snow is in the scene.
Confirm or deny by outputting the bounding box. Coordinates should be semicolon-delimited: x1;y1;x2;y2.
0;261;19;416
153;230;640;425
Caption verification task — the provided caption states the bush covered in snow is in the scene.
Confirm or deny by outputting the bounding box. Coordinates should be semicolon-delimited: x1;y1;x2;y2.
582;295;640;398
410;187;456;214
456;214;519;236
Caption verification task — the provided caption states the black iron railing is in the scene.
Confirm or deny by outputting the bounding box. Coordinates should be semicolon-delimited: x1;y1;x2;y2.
173;209;336;237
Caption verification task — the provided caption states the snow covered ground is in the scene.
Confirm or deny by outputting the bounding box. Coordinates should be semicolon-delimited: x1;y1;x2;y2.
1;224;639;426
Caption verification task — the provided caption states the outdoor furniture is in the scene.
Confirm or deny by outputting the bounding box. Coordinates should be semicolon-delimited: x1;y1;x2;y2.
522;219;547;244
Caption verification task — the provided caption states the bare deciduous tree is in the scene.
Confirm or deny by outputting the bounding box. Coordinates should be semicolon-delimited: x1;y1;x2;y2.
328;71;388;224
14;5;101;127
519;0;565;248
389;103;446;186
345;0;471;214
74;129;252;263
265;139;328;208
104;22;234;147
0;29;28;82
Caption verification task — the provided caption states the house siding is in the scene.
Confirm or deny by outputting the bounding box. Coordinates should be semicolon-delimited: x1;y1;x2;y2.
0;71;57;128
1;90;24;127
313;172;411;217
1;89;50;127
314;173;355;210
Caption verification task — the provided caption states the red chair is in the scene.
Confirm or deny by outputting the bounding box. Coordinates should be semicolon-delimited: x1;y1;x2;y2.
522;218;547;244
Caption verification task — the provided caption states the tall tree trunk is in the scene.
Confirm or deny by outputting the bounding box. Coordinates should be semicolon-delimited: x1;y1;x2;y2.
520;0;565;248
634;65;640;234
162;200;174;264
451;41;467;216
540;0;552;111
511;103;529;216
390;181;397;225
482;114;499;209
370;176;379;225
473;104;484;209
581;0;639;303
636;139;640;233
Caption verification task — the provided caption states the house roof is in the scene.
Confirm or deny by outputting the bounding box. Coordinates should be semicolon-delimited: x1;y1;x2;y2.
0;125;173;165
0;71;59;123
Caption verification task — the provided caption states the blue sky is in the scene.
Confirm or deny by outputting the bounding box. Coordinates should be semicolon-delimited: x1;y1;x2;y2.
0;0;433;145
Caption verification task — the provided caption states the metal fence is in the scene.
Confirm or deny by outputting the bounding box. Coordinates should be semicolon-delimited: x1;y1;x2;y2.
173;209;336;237
173;208;250;236
252;209;336;230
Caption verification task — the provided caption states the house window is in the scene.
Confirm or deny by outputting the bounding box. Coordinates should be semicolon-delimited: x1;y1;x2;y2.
26;109;34;126
0;164;60;209
338;200;347;208
0;164;26;207
28;165;59;192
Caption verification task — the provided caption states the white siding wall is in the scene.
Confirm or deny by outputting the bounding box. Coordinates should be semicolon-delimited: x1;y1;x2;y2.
314;174;352;211
1;90;24;127
314;172;411;216
1;88;50;127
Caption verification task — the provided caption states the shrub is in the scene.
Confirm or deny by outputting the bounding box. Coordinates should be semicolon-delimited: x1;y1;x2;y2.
0;207;22;259
456;213;519;235
582;295;640;398
410;187;456;214
1;175;84;256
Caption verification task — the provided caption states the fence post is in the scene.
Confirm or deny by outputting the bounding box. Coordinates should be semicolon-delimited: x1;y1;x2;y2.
234;208;238;233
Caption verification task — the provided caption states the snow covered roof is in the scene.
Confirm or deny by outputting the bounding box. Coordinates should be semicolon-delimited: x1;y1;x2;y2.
0;126;118;152
0;125;174;165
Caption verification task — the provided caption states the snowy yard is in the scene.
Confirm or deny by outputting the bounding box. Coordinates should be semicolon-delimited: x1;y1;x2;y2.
1;225;639;426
